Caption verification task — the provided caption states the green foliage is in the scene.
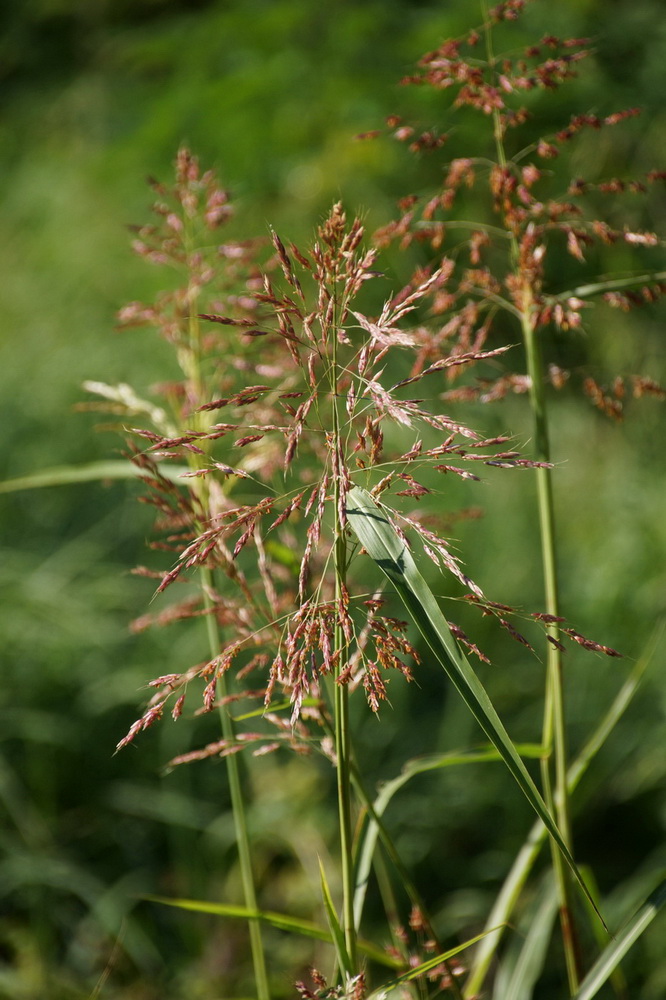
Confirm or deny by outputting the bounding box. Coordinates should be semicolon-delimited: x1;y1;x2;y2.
2;1;666;998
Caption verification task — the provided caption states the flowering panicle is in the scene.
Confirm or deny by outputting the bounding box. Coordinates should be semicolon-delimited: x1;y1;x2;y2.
363;5;664;416
99;152;577;758
296;969;367;1000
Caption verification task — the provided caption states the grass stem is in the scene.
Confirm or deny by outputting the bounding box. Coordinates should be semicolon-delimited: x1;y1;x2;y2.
201;570;271;1000
184;264;270;999
482;0;581;988
331;297;358;973
521;292;582;994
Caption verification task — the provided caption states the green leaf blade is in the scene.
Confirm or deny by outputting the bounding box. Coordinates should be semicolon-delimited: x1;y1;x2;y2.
0;460;189;493
144;894;398;969
346;486;603;928
573;879;666;1000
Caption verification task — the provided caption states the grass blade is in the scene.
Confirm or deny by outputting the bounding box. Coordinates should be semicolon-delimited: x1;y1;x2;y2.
492;875;558;1000
572;880;666;1000
366;926;504;999
346;486;603;927
0;461;189;493
464;622;662;997
145;893;398;969
146;893;331;939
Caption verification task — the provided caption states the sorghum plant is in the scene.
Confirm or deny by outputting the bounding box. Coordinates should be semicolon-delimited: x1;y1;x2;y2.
77;3;665;998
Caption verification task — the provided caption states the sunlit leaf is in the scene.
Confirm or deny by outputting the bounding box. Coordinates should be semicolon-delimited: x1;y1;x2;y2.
346;486;604;929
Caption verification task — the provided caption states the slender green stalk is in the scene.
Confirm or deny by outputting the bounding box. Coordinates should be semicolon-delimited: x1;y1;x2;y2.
521;305;582;992
331;302;358;973
192;463;270;1000
184;264;270;999
549;270;666;304
334;661;357;970
201;569;271;1000
481;2;581;989
315;700;466;995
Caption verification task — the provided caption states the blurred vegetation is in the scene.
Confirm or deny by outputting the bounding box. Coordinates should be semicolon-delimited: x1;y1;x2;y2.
1;0;665;997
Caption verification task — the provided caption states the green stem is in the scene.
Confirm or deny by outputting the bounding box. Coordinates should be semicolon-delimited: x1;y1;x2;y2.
181;239;270;998
481;1;581;990
522;306;582;993
335;656;357;970
548;269;666;304
331;306;358;974
201;569;271;1000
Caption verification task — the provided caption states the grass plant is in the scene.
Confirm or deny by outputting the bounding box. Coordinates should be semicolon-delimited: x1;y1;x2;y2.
4;1;665;997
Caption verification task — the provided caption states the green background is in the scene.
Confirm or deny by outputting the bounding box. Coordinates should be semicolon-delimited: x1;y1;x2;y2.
1;0;665;997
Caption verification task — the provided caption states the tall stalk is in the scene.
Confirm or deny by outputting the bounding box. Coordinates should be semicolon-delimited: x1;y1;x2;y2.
521;303;582;991
186;289;270;999
334;642;357;971
482;2;581;989
330;291;358;972
201;569;270;1000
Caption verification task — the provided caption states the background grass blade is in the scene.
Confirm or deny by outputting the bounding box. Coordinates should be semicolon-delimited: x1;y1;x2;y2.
366;927;503;999
572;879;666;1000
491;875;558;1000
146;893;332;940
0;461;189;492
353;745;543;931
464;624;662;997
145;893;398;969
346;486;603;926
